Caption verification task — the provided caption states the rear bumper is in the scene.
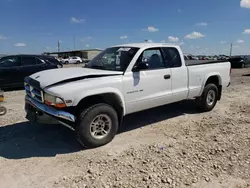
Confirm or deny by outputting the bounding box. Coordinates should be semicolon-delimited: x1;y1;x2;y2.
25;95;76;130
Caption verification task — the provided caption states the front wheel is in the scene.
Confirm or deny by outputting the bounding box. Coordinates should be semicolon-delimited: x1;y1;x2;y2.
195;83;218;112
76;103;119;148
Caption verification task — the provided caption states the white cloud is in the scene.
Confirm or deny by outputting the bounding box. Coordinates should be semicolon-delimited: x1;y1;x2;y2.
85;44;90;47
178;9;181;12
168;36;179;42
184;31;205;39
80;36;92;42
240;0;250;8
237;39;244;43
45;47;51;50
0;35;7;40
160;40;184;46
14;43;26;47
220;41;227;44
179;42;185;46
120;35;128;39
196;22;208;26
243;29;250;34
233;45;240;48
143;26;159;32
71;17;85;23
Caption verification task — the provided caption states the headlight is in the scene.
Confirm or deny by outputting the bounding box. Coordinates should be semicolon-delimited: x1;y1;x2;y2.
44;93;66;108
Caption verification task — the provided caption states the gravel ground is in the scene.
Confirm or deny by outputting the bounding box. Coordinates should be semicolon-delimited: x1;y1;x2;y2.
0;67;250;188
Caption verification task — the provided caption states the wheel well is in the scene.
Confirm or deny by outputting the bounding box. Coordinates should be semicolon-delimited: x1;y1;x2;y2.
205;76;222;100
76;93;124;125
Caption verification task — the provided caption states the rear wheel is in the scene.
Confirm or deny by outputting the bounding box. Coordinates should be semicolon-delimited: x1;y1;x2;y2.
76;103;119;148
195;83;218;112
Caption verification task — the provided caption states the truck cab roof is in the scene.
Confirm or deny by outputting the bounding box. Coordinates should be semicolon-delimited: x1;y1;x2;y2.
112;43;180;49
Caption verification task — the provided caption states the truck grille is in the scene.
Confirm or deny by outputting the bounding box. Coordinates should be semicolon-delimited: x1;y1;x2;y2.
24;82;44;103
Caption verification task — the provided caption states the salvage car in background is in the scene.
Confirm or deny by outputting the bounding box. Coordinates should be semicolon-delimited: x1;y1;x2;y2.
228;56;250;68
0;54;61;89
61;56;83;64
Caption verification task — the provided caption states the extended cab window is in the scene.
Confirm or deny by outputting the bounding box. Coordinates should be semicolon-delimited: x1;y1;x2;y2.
21;56;37;66
136;48;165;70
0;56;21;68
162;47;182;68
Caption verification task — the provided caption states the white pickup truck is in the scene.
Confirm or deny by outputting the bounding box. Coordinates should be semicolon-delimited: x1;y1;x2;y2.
24;43;231;148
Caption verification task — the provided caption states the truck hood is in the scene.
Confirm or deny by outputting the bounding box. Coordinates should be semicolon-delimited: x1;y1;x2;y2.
28;67;123;89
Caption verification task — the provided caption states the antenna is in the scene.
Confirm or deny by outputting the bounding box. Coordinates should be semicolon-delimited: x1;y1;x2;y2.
230;43;232;57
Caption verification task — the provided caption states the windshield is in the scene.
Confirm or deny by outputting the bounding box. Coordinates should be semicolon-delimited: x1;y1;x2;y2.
85;47;139;72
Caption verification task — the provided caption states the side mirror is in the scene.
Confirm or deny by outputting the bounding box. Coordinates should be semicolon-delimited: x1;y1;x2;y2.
132;62;149;72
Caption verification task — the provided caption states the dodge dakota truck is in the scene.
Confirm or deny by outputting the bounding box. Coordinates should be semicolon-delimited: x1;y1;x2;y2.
24;43;231;148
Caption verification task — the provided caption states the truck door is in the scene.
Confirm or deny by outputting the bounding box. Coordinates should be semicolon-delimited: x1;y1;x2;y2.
123;47;172;114
161;47;189;102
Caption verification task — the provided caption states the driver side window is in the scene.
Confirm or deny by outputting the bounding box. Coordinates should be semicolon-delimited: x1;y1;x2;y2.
0;56;21;68
136;48;165;70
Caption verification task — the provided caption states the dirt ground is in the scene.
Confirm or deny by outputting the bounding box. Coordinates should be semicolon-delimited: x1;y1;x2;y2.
0;67;250;188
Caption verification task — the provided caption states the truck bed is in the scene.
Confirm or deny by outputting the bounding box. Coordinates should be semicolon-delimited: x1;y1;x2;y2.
185;60;228;66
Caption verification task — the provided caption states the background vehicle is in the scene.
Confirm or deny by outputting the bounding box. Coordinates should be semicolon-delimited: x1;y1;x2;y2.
61;56;82;64
39;56;63;68
228;56;250;68
24;43;231;148
0;54;60;89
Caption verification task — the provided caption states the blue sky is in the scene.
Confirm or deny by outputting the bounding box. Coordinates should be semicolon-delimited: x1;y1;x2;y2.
0;0;250;55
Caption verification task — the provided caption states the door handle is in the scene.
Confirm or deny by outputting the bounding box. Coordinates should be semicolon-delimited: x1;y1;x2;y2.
164;74;171;79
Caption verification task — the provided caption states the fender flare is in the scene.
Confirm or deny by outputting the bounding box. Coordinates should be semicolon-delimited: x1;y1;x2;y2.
199;72;222;96
73;87;126;115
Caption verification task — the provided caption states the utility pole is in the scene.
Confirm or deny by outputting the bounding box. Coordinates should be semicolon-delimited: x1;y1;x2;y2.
230;43;233;57
58;40;60;53
73;36;76;51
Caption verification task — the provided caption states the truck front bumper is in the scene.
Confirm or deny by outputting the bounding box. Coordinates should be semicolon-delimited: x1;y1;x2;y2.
25;95;76;130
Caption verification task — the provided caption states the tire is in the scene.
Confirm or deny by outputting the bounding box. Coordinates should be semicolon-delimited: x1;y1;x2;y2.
76;61;80;64
0;106;7;116
65;61;69;64
76;103;119;148
195;83;218;112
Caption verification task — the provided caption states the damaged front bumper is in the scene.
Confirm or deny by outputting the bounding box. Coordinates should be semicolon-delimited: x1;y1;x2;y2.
25;95;76;130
